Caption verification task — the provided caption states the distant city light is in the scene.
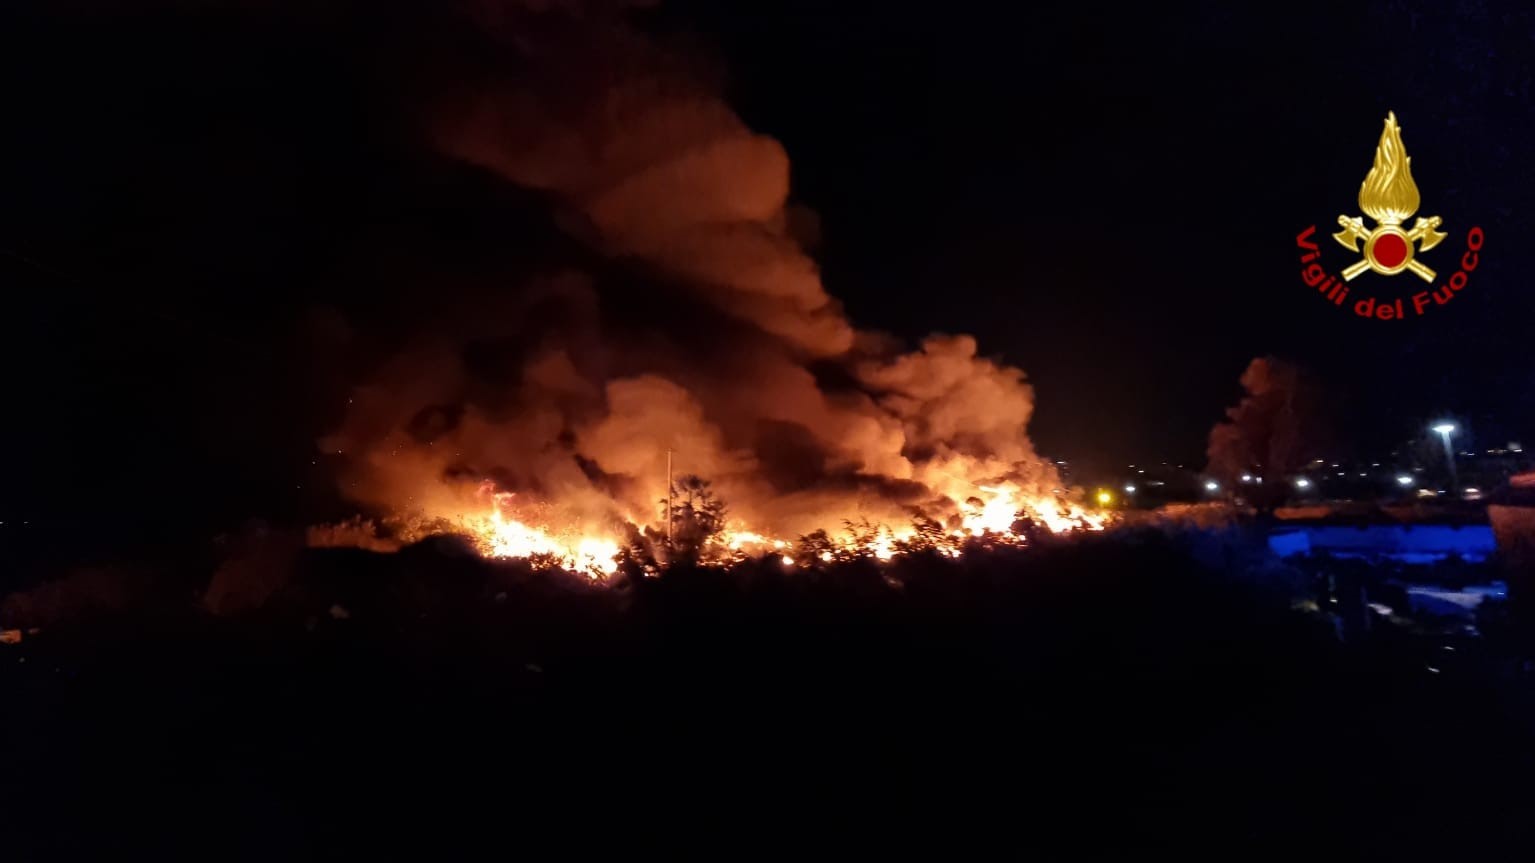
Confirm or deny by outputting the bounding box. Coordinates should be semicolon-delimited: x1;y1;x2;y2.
1295;477;1312;489
1396;475;1414;487
1123;484;1136;494
1240;474;1253;482
1204;480;1219;492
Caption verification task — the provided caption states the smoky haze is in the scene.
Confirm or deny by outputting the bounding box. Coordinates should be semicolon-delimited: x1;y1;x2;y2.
306;0;1065;541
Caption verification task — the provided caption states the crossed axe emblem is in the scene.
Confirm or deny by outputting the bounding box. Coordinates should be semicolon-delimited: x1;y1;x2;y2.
1333;214;1447;282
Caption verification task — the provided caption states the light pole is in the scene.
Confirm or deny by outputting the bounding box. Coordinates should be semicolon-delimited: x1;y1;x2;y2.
1431;422;1457;492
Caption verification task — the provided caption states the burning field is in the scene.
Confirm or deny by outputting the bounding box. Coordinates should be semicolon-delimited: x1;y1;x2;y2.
304;2;1106;577
311;474;1108;580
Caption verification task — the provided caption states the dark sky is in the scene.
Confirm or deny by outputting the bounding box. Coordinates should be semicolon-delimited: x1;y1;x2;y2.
670;0;1534;468
1;0;1532;534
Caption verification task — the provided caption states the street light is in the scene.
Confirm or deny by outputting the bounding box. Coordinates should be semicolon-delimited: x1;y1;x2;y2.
1431;421;1458;490
1396;474;1415;487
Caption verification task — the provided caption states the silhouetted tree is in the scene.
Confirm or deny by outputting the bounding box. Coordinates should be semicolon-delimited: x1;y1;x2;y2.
615;523;665;581
1206;357;1329;508
842;517;884;559
896;515;951;555
794;529;838;567
660;474;728;563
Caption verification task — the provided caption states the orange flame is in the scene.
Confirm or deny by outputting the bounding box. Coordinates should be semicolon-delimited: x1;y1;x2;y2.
381;478;1112;580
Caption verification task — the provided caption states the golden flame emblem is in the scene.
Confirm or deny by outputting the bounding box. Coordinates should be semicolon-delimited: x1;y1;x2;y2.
1333;111;1447;282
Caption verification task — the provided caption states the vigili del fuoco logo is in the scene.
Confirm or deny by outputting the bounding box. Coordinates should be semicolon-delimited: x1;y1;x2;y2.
1296;111;1484;321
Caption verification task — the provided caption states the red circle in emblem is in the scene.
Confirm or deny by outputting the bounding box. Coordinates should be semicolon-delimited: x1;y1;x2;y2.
1373;233;1408;268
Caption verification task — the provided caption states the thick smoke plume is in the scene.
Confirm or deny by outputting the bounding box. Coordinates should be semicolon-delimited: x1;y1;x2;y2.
321;1;1068;545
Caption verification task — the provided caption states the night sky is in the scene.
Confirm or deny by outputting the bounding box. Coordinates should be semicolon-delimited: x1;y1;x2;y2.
2;0;1532;534
676;0;1535;465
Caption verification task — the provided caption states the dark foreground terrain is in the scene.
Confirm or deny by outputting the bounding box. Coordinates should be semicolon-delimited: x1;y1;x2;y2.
4;531;1534;858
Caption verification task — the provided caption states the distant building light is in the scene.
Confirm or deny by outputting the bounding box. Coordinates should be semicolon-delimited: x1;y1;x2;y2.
1511;442;1524;453
1295;478;1312;489
1123;484;1136;494
1240;474;1253;482
1204;481;1219;492
1396;475;1414;486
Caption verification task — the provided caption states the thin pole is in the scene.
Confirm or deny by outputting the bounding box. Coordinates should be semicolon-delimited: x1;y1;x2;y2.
666;449;674;548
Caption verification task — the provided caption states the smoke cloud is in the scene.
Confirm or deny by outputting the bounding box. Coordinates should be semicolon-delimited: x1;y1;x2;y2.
320;0;1065;542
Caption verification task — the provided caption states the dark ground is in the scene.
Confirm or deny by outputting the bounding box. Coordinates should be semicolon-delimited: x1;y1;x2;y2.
3;533;1534;858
